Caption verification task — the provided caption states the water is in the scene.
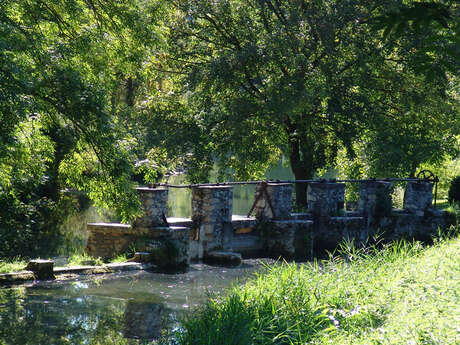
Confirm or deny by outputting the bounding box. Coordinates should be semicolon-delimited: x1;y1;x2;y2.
0;262;266;345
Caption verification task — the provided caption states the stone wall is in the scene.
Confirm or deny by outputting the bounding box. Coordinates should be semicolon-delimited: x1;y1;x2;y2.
86;179;451;266
86;223;137;258
86;222;190;266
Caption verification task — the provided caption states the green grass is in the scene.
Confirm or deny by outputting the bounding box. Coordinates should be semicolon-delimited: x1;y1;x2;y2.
67;253;104;267
177;236;460;345
0;258;28;273
109;253;129;263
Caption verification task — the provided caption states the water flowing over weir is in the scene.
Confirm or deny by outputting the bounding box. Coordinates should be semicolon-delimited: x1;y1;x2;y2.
87;176;452;267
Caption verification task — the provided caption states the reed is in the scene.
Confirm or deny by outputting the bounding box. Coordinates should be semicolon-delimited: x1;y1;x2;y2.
177;233;459;345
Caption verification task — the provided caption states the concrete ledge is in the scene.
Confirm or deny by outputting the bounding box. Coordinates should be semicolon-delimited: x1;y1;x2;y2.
167;217;193;227
0;271;35;283
87;222;133;232
204;251;242;266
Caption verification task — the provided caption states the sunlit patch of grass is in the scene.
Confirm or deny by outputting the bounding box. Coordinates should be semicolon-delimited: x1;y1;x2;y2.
68;253;103;267
109;254;129;263
177;235;460;345
0;258;28;273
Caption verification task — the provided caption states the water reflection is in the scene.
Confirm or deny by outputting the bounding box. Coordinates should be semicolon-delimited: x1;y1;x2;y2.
124;300;164;340
0;262;262;344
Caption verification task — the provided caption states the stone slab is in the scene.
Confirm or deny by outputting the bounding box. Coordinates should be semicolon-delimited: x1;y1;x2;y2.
205;251;242;266
25;260;55;280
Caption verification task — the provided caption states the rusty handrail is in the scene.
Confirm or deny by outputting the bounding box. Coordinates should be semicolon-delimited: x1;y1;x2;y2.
150;177;437;189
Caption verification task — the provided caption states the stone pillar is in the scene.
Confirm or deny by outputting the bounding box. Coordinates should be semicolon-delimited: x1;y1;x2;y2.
133;187;169;228
358;181;393;219
307;182;345;217
147;226;190;268
254;183;293;220
191;186;233;257
404;181;433;215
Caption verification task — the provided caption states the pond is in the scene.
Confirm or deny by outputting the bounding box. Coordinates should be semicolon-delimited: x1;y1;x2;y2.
0;261;267;345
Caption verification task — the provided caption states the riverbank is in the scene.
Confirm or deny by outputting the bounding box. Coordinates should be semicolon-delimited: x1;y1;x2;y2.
176;234;460;345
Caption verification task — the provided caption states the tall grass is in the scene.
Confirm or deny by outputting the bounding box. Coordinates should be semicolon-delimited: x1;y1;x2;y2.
176;235;460;345
0;258;27;273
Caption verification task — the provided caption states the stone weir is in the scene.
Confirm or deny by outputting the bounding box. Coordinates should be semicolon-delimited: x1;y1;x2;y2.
86;181;452;268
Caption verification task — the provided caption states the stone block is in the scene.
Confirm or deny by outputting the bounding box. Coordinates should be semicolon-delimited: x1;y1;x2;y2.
25;259;55;280
254;183;292;220
131;252;152;263
358;181;393;226
192;186;233;224
146;226;190;268
313;216;366;253
262;220;313;260
307;182;345;217
205;251;242;266
404;181;433;213
191;186;233;255
133;187;169;228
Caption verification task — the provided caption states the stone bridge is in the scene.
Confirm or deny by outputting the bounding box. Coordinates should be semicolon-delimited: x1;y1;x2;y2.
86;180;451;267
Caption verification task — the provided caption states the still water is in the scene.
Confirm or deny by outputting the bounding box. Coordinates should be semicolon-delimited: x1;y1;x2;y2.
0;262;265;345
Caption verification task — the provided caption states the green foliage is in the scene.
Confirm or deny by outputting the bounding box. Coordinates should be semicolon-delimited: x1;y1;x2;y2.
0;258;27;273
0;0;167;225
371;1;459;78
109;253;129;264
68;253;103;267
177;236;460;345
448;175;460;204
161;0;459;207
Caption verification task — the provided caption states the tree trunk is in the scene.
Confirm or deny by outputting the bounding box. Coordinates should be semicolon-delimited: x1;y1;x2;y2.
288;137;313;210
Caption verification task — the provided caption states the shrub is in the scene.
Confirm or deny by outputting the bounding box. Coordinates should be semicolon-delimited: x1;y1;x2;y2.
448;176;460;204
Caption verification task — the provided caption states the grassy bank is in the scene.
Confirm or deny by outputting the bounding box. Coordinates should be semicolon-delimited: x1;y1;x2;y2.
177;236;459;345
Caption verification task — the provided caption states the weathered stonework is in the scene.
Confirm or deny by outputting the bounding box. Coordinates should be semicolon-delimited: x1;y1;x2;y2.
263;220;314;260
377;208;449;242
314;217;367;252
25;260;55;280
86;223;135;258
145;226;190;268
307;182;345;217
204;251;242;266
191;186;233;257
85;178;451;266
86;222;189;267
404;181;433;216
358;181;393;227
254;183;293;220
133;187;169;228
